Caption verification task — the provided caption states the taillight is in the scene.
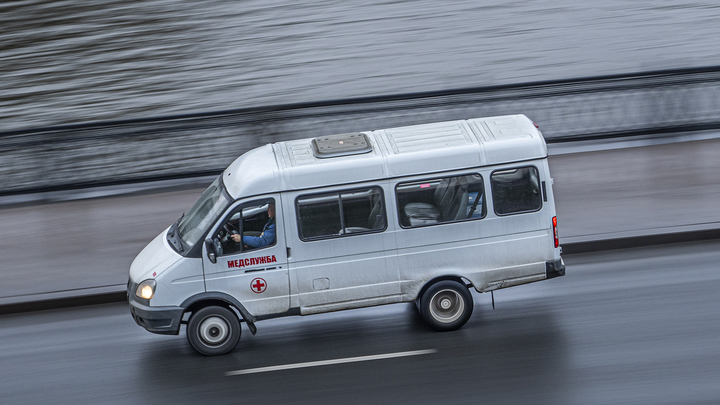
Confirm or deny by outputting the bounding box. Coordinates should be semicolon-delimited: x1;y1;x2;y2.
552;216;559;248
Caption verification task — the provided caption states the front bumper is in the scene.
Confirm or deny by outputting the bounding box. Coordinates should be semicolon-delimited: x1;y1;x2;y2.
545;257;566;279
127;280;184;335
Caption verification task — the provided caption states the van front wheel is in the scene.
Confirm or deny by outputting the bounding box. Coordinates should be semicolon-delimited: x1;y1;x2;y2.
419;281;473;331
187;306;241;356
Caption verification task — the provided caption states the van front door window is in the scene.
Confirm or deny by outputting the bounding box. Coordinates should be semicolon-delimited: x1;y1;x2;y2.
213;198;277;256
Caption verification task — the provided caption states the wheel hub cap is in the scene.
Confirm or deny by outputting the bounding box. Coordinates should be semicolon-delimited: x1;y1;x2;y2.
199;316;229;345
429;289;464;324
440;298;452;309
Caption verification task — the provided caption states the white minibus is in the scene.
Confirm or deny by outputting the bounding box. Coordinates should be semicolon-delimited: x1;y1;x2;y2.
128;114;565;355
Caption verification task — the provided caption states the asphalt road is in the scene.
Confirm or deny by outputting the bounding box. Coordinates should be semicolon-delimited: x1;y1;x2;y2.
2;239;719;404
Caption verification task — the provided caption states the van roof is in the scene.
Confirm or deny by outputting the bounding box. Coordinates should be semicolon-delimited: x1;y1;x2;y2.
223;114;547;199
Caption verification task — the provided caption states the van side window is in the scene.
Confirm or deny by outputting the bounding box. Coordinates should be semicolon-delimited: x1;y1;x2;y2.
297;187;386;241
397;174;485;228
491;166;542;215
212;198;276;256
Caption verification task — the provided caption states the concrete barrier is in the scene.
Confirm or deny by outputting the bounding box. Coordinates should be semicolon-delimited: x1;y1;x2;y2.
3;66;720;195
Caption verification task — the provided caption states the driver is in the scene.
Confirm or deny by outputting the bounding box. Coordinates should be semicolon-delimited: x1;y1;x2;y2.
230;202;276;249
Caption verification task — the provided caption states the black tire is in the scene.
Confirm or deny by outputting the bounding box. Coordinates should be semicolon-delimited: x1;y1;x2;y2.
187;306;241;356
419;280;473;331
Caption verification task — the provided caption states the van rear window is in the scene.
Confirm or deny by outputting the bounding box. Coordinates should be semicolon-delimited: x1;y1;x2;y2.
490;166;542;215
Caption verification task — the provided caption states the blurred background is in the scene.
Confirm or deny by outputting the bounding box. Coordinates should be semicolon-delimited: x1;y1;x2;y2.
2;1;720;404
3;0;720;130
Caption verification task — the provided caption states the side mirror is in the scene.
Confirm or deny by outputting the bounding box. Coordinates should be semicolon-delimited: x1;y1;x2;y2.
204;238;217;264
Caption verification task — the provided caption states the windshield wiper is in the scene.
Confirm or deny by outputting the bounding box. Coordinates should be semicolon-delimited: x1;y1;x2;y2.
169;213;185;237
167;213;186;253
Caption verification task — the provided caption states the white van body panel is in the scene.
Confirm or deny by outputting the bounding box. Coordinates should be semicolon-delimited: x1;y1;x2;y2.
201;193;291;316
378;121;483;176
277;138;387;190
152;257;206;307
223;144;280;199
468;117;547;165
283;182;402;315
216;114;557;310
130;114;563;335
129;229;180;283
130;230;205;307
387;155;554;296
221;115;547;198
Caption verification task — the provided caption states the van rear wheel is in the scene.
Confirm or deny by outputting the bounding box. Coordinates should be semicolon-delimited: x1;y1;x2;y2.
419;281;473;331
187;306;241;356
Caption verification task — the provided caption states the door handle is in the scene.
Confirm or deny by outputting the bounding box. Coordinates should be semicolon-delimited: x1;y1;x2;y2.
245;268;265;273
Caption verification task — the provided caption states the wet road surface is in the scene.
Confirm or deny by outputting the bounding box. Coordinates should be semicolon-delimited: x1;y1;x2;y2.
2;239;719;404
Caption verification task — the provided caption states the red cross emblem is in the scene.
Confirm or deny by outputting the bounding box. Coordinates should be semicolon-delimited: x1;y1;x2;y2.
251;278;267;294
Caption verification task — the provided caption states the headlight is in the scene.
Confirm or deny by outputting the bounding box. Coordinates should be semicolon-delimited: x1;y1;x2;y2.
136;279;157;300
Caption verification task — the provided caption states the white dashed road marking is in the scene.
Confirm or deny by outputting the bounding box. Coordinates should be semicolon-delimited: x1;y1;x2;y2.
226;349;438;376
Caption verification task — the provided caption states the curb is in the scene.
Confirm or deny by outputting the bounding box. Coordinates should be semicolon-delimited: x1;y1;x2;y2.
0;292;127;316
560;227;720;254
1;228;719;316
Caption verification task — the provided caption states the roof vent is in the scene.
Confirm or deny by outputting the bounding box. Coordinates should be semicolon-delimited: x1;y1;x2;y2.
311;132;372;159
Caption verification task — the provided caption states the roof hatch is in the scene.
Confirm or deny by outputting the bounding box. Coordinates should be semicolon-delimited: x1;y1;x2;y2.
311;132;372;159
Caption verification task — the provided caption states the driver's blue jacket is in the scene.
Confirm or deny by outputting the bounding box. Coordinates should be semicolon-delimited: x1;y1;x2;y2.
243;219;276;248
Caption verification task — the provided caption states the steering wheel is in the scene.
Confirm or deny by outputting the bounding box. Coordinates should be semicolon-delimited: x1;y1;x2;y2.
224;227;240;242
224;219;239;233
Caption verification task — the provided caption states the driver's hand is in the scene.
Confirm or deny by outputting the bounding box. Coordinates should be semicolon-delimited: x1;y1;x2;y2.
230;234;242;243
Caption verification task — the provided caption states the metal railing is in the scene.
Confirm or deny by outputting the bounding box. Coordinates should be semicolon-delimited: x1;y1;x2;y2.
2;65;720;195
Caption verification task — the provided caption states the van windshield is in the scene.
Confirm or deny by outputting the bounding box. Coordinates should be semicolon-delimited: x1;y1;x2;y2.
176;176;232;250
